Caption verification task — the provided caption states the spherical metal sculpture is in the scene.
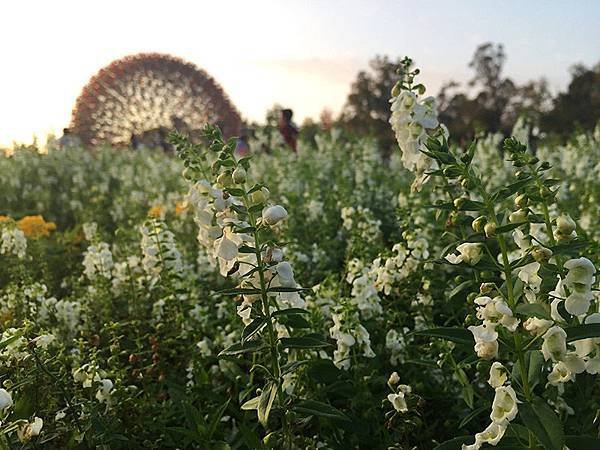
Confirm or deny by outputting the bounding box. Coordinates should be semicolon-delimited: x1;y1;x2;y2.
70;53;241;147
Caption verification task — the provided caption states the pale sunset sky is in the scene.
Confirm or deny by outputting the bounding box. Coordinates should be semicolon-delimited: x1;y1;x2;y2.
1;0;599;146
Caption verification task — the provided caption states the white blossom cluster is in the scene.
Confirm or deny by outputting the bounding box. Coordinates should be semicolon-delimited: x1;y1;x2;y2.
389;90;445;191
329;307;375;370
386;371;412;414
82;242;114;280
463;363;519;450
0;224;27;258
468;295;520;360
341;205;382;245
72;363;114;403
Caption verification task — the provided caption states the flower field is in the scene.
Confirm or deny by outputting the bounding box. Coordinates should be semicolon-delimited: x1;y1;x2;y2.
1;65;600;449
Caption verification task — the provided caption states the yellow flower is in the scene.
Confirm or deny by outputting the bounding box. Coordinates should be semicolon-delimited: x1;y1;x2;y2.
17;215;57;238
148;205;164;218
175;201;188;215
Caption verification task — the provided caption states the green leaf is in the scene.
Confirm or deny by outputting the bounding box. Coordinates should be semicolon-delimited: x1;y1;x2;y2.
242;317;267;342
492;178;531;202
278;314;311;329
267;286;308;293
225;187;245;196
448;280;475;300
218;341;265;357
281;360;309;375
292;400;350;422
433;437;471;450
565;435;600;449
526;350;544;390
519;396;564;450
0;329;25;350
495;222;527;234
515;303;550;320
279;336;331;349
412;327;473;345
565;323;600;342
238;244;257;254
240;397;260;410
257;383;277;427
217;287;261;296
458;406;487;429
272;308;310;317
457;199;485;211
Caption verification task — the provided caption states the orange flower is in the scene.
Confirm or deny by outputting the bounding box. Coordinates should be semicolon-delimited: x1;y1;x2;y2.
17;215;57;238
0;215;11;223
175;201;188;215
148;205;164;218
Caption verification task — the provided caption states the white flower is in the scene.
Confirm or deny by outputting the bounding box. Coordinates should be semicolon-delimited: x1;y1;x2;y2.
565;291;593;316
388;371;400;386
523;317;553;336
387;385;411;413
542;326;567;362
517;262;542;292
95;379;113;403
564;257;596;291
17;417;43;442
468;324;498;360
462;422;507;450
33;334;55;349
446;243;483;266
262;205;288;225
275;262;296;288
547;361;574;386
0;389;13;410
490;385;519;423
487;362;507;388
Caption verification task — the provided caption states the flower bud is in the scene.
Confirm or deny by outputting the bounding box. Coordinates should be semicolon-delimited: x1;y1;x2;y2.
556;214;576;235
232;167;247;184
251;187;269;204
484;222;496;238
514;194;528;208
480;282;495;294
472;216;486;232
509;209;528;223
453;197;467;209
531;245;553;263
262;205;288;225
391;83;401;97
216;172;233;187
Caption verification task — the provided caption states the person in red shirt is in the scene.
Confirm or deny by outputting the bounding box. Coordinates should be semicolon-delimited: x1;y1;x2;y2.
278;108;299;152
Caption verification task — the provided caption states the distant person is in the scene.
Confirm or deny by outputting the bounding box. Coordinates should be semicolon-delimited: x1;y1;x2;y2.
235;129;251;156
130;133;139;150
278;109;299;152
57;128;81;148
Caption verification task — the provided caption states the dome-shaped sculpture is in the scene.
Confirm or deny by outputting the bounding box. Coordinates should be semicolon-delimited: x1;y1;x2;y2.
70;53;241;147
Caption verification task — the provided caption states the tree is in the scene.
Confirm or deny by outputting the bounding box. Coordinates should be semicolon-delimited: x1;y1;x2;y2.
339;55;404;150
542;63;600;136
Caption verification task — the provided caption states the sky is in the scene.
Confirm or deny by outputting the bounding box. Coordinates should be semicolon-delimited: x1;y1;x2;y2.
1;0;599;146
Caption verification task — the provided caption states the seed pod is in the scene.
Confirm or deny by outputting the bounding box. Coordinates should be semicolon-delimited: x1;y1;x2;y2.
509;209;528;223
472;216;486;232
217;172;233;187
484;223;496;237
556;214;576;235
515;194;528;208
480;283;495;294
531;245;553;263
232;167;247;184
